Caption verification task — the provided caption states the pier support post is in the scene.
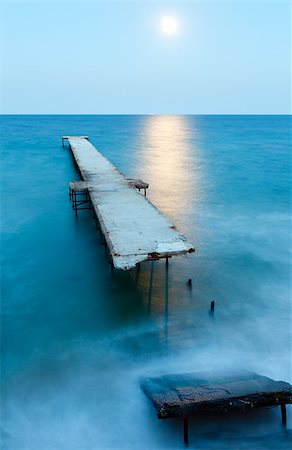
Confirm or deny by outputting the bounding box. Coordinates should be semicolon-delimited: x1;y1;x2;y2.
102;237;107;254
164;257;169;349
183;416;189;447
72;192;78;217
95;218;101;231
281;404;287;428
147;261;154;314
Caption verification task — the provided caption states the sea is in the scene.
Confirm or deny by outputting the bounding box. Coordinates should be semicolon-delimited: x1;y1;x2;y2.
1;115;291;449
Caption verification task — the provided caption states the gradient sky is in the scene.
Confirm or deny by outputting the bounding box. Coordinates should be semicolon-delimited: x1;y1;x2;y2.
1;0;291;114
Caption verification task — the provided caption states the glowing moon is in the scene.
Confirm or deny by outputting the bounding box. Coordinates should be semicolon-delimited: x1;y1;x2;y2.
161;16;178;35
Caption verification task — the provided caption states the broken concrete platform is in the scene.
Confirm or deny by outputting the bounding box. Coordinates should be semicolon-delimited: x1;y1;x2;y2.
141;371;292;445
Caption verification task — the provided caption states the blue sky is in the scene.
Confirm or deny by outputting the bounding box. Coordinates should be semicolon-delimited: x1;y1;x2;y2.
1;0;290;114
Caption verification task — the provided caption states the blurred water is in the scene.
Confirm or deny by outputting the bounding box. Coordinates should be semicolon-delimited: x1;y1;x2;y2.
1;115;291;449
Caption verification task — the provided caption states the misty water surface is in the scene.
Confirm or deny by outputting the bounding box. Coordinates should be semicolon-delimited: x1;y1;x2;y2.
1;115;291;449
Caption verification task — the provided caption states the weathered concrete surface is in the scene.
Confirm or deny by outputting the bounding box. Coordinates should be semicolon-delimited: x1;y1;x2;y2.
141;371;292;419
67;137;194;270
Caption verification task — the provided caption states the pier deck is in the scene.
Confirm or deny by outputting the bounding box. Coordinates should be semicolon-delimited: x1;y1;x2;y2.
64;136;194;270
141;371;292;445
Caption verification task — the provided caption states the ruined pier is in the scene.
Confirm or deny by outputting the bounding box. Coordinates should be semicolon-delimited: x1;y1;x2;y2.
141;371;292;446
63;136;194;270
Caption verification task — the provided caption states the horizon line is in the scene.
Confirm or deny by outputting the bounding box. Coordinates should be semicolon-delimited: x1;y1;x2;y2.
0;113;291;116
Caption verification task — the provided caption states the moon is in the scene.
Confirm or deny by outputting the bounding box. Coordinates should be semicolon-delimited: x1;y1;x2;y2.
161;16;178;35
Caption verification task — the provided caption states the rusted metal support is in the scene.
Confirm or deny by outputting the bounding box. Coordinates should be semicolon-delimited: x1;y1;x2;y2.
164;257;169;346
147;261;154;314
95;218;101;231
102;236;107;247
69;182;92;216
101;236;108;254
184;416;189;447
135;263;141;283
281;404;287;428
72;192;78;217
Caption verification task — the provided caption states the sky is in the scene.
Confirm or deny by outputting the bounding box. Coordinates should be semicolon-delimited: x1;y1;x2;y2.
0;0;291;114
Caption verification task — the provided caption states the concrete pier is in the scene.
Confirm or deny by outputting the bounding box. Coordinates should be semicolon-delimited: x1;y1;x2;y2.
63;136;195;270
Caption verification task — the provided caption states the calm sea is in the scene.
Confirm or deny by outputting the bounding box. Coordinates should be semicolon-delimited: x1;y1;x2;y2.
1;115;291;449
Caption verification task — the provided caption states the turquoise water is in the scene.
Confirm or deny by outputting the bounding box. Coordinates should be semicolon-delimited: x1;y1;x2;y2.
1;115;291;449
